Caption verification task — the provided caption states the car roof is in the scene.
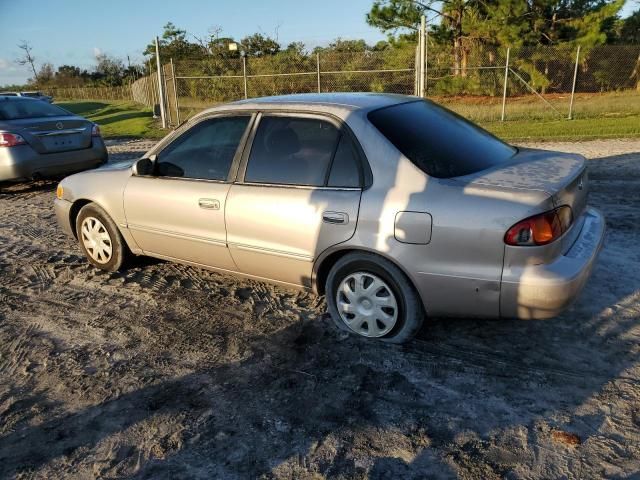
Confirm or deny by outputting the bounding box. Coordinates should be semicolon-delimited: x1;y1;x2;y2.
0;95;39;102
206;92;417;115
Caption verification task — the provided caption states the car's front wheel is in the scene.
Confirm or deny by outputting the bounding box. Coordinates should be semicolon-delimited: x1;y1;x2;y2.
325;252;424;343
76;203;127;272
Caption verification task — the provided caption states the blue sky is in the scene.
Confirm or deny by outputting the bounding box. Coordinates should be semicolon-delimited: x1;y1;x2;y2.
0;0;637;86
0;0;386;86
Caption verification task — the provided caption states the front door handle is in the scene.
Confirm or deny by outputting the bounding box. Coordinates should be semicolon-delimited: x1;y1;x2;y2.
198;198;220;210
322;211;348;225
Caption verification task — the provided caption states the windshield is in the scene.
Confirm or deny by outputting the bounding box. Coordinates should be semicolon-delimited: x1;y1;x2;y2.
0;99;71;120
368;100;516;178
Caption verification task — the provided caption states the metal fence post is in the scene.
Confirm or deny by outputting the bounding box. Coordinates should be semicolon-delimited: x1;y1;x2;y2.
414;45;419;96
163;64;173;126
171;58;180;126
568;45;581;120
155;37;167;128
424;16;428;96
242;56;248;99
316;53;321;93
501;47;510;122
419;15;426;97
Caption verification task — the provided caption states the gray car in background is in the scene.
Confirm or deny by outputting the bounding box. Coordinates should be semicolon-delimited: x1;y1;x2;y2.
0;96;107;182
54;93;605;343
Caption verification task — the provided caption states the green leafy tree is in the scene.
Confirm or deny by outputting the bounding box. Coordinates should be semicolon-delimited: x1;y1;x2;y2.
618;9;640;43
144;22;205;60
240;33;280;57
36;62;54;84
94;53;125;86
367;0;625;77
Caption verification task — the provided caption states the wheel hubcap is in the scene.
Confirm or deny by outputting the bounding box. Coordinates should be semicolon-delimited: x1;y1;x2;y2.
336;272;398;338
81;216;112;264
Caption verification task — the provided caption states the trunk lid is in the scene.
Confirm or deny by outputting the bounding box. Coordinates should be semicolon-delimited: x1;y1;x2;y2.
5;115;93;154
457;147;588;251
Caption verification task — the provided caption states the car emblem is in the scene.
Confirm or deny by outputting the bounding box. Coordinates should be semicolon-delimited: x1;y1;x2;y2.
56;122;63;130
578;177;584;190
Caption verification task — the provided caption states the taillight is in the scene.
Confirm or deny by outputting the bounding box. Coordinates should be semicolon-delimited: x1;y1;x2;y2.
91;124;101;137
0;132;26;147
504;206;573;246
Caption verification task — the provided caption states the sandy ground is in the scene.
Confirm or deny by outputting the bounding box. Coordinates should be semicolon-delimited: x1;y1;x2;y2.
0;138;639;479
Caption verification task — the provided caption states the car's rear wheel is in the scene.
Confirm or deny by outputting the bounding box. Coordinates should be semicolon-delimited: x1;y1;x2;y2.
325;252;424;343
76;203;127;272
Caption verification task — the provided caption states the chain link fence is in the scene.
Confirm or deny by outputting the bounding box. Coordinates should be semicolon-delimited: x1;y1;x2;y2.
46;44;640;129
43;85;132;102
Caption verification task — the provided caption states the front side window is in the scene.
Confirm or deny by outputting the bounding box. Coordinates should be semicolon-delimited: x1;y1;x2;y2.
368;100;516;178
156;116;250;181
244;116;341;187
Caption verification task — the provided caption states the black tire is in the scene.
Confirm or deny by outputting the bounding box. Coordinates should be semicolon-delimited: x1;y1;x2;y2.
75;202;127;272
325;252;424;343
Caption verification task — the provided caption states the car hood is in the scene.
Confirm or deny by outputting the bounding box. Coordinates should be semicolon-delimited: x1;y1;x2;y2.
96;159;137;171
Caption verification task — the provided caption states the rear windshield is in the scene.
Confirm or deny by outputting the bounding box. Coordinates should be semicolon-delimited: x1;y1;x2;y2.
368;100;516;178
0;99;70;120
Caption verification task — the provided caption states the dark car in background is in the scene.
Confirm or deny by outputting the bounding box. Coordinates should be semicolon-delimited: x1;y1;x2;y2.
0;96;107;182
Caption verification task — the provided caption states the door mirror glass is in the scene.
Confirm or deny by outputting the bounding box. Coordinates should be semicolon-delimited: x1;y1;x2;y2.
132;157;154;176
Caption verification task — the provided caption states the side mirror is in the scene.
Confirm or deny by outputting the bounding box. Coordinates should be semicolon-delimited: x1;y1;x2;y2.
132;157;154;176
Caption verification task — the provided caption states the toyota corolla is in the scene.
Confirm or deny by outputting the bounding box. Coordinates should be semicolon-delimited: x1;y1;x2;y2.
54;93;605;343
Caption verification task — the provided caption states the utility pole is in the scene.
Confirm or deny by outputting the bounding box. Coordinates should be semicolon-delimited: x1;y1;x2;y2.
501;47;510;122
568;45;581;120
155;36;167;128
418;15;426;98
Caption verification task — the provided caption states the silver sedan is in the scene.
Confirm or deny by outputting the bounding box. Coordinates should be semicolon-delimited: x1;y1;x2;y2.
54;93;605;343
0;96;107;182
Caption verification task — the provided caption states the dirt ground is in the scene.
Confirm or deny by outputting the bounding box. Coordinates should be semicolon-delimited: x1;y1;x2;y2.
0;138;639;479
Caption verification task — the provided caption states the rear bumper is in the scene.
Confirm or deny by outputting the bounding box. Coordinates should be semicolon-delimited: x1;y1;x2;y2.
54;198;75;238
500;207;605;319
0;139;107;181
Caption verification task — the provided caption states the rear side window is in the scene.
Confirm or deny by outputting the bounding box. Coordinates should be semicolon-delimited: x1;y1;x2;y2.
328;134;361;188
368;100;516;178
0;99;70;120
245;116;340;187
157;116;250;181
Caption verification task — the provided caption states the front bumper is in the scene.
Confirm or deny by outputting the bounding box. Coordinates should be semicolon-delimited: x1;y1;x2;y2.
0;140;107;181
54;198;75;238
500;207;606;319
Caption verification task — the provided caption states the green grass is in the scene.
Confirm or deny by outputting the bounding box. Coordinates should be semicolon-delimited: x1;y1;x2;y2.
57;91;640;142
483;114;640;142
442;91;640;141
57;101;166;139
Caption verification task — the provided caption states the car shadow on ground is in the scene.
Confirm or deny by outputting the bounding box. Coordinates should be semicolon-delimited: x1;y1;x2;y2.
1;244;638;478
0;179;58;196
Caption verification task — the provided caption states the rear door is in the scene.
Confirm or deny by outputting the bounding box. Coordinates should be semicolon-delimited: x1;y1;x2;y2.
123;114;253;270
225;113;364;287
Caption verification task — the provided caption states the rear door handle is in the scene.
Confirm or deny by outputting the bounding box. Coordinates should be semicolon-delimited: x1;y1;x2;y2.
198;198;220;210
322;211;348;225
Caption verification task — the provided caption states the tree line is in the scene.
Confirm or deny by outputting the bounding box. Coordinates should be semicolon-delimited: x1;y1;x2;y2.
5;1;639;95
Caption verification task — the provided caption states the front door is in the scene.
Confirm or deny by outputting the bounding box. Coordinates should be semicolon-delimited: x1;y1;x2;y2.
225;114;364;287
123;115;252;270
